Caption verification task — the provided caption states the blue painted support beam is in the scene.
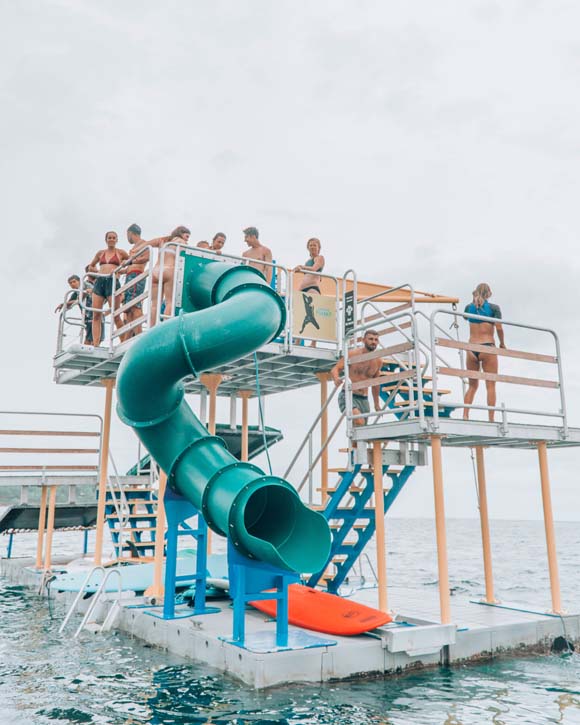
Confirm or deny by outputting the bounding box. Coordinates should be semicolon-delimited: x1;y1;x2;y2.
227;541;298;649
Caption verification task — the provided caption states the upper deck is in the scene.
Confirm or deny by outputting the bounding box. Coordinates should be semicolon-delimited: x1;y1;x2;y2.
53;244;455;397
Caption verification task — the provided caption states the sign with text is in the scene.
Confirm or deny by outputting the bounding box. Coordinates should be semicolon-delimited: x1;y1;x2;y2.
292;293;337;342
344;289;355;336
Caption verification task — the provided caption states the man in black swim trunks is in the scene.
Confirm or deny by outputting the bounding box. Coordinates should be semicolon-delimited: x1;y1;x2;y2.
331;330;383;426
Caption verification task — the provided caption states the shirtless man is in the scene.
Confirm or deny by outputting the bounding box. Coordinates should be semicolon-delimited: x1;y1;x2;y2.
242;226;273;284
122;223;150;340
331;330;383;425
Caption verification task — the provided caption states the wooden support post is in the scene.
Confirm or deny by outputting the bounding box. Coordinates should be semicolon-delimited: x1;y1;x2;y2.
35;485;48;569
94;378;115;566
145;469;167;601
316;372;330;502
43;485;57;571
238;391;252;462
537;441;562;614
201;374;223;554
475;447;496;604
431;436;451;624
373;441;388;613
200;374;223;436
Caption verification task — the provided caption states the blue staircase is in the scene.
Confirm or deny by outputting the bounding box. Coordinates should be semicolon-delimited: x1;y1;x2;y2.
307;356;455;592
105;484;158;561
307;463;415;592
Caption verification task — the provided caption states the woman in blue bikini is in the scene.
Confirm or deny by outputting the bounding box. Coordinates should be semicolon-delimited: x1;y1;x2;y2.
463;283;505;421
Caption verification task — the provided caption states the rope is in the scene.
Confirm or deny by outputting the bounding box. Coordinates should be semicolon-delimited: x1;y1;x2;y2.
451;301;481;507
253;353;273;475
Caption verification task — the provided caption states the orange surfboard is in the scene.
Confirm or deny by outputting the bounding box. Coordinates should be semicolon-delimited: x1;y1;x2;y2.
250;584;392;636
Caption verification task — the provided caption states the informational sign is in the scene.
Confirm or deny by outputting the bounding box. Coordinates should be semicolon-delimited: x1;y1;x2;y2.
292;293;337;342
344;289;355;336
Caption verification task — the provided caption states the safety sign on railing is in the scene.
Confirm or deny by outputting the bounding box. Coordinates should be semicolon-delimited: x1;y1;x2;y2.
344;290;355;336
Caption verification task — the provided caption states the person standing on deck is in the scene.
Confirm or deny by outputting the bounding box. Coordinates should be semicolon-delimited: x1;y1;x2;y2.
462;283;505;422
123;224;171;339
294;237;325;294
149;226;190;326
86;231;129;346
242;226;273;284
331;329;383;426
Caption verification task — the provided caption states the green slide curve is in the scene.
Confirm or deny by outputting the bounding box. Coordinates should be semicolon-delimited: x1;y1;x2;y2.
116;259;331;573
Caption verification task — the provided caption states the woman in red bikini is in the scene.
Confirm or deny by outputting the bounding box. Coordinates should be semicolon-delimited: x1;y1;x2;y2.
86;231;129;346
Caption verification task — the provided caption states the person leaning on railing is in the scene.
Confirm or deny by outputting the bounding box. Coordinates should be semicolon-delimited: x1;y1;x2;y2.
211;232;226;254
242;226;273;284
149;225;190;326
121;223;171;341
294;237;325;294
462;282;506;422
86;231;129;346
331;329;383;426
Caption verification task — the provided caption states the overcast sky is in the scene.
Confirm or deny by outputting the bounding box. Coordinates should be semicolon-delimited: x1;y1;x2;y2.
1;0;579;522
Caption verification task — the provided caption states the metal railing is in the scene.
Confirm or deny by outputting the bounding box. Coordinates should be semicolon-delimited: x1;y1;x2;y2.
428;309;568;436
342;309;428;437
56;243;345;357
59;565;123;638
339;295;570;441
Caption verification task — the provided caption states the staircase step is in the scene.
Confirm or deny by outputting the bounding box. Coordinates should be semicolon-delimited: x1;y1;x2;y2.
106;514;157;520
330;522;367;530
121;541;156;549
111;556;155;564
106;497;156;505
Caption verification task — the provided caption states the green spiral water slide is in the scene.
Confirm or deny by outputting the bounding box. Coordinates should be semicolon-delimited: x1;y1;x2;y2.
116;258;331;573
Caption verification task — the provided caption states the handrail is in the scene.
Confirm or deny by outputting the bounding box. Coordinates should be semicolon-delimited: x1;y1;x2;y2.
359;281;416;308
429;308;568;436
74;567;123;638
283;384;340;479
107;450;130;556
59;565;106;633
343;310;427;435
296;413;345;496
359;299;430;376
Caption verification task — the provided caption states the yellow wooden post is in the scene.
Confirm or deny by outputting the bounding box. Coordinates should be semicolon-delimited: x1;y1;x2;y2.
475;447;497;603
537;441;562;614
373;441;388;612
35;485;48;569
201;374;223;553
145;469;167;601
316;372;330;502
43;485;58;571
431;436;451;624
239;391;252;462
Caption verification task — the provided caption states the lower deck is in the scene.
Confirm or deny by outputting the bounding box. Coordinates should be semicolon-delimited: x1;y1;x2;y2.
2;556;577;689
353;417;580;449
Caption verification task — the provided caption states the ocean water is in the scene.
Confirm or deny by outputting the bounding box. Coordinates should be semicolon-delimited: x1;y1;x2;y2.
1;518;580;725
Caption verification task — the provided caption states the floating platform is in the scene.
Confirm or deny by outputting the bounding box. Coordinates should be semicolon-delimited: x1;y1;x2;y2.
2;556;578;689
